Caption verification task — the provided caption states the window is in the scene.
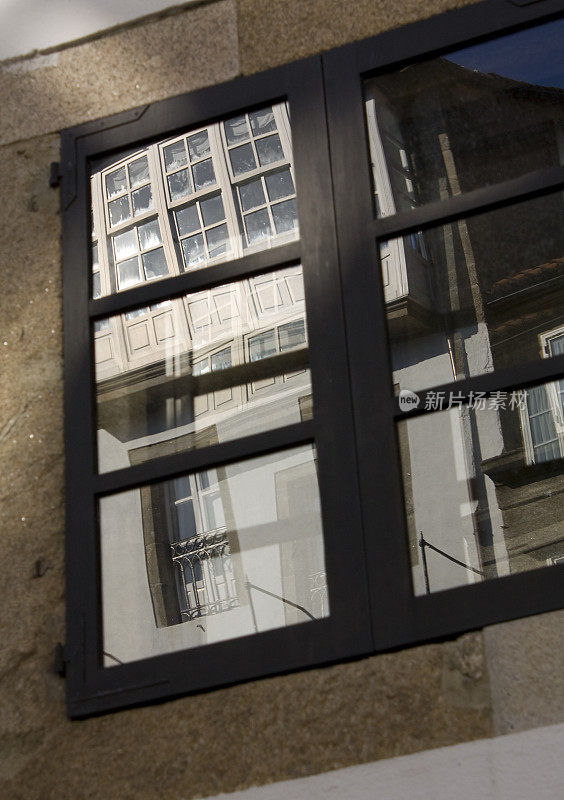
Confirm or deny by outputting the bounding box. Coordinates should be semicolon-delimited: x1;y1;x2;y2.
105;154;154;228
61;0;564;716
522;329;564;463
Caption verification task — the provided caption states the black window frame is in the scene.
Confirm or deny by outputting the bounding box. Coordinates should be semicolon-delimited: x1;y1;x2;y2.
322;0;564;649
61;0;564;717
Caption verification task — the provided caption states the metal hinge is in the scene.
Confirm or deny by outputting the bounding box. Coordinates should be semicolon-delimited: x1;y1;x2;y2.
54;642;68;677
49;162;62;188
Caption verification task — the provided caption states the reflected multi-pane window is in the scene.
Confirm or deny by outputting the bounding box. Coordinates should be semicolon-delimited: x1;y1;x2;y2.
162;128;217;203
192;347;232;376
90;102;298;299
223;106;285;177
237;166;298;246
523;330;564;464
105;154;154;228
94;265;311;472
174;193;230;269
111;219;168;289
249;318;306;363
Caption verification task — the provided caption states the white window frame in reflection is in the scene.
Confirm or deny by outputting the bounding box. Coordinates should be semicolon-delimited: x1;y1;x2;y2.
521;327;564;464
111;219;168;290
103;151;155;232
168;469;235;621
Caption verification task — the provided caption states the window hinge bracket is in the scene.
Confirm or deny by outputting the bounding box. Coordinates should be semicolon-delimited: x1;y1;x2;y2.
54;642;67;677
49;162;62;188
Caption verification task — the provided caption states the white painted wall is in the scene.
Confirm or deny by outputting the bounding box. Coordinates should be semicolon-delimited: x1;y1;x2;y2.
0;0;193;61
202;723;564;800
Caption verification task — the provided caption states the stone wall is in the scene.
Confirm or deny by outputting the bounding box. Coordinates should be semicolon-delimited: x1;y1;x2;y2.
0;1;562;798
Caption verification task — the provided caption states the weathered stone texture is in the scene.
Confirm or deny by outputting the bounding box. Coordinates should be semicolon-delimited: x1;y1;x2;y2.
236;0;482;74
0;1;238;147
484;610;564;735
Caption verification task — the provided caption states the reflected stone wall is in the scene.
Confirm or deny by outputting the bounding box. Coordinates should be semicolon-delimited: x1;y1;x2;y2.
1;1;563;799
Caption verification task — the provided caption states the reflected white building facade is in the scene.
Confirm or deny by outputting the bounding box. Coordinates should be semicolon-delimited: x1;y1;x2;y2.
92;104;329;666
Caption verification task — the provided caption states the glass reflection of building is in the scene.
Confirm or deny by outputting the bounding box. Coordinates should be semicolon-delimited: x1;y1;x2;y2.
93;104;328;667
365;55;564;594
95;53;564;665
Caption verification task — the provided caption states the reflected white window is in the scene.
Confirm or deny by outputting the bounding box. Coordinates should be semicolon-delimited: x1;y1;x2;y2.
523;331;564;463
174;193;230;270
112;219;168;289
105;153;154;228
163;128;217;203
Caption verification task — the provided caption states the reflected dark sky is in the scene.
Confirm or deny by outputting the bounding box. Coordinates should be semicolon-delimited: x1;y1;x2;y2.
446;18;564;89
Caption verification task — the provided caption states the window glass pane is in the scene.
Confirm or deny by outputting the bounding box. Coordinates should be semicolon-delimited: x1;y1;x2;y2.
549;336;564;357
175;498;197;540
182;233;205;267
256;134;284;167
95;267;310;473
91;101;298;295
188;131;211;162
108;195;131;227
128;156;150;188
193;159;216;191
92;242;99;270
117;256;141;289
200;194;225;228
229;143;257;176
193;358;209;375
249;107;277;136
164;141;187;172
99;444;327;664
211;347;232;371
272;199;297;234
279;319;306;351
125;307;148;320
224;115;250;146
265;168;294;202
137;219;162;251
205;223;229;257
249;330;277;362
106;167;127;199
142;248;168;280
363;19;564;216
245;208;272;244
92;272;101;299
113;229;137;261
168;169;192;201
132;185;154;216
382;191;564;393
398;382;564;596
240;178;266;212
176;204;200;237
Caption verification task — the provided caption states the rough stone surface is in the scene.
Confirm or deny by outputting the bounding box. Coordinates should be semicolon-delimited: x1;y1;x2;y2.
236;0;482;74
0;1;238;146
484;610;564;736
